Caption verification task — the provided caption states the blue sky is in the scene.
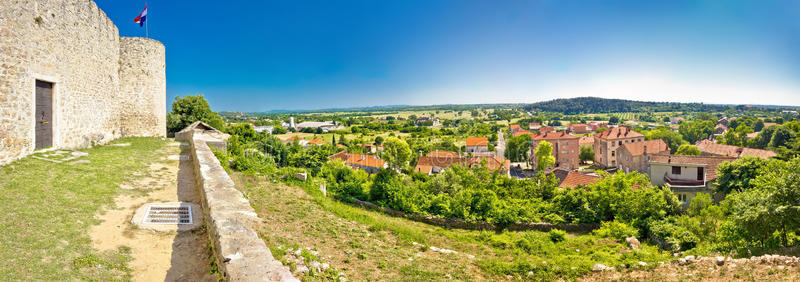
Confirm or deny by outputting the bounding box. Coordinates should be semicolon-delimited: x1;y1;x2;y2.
97;0;800;112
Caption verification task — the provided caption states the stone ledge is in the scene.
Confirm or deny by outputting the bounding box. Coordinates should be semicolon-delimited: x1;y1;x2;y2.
187;131;297;282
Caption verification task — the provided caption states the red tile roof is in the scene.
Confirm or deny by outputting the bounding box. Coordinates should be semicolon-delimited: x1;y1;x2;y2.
695;140;777;159
426;150;460;158
466;137;488;147
414;155;510;174
530;131;579;140
579;136;595;147
539;126;555;132
594;126;644;140
649;155;736;180
553;169;601;188
620;139;669;156
510;124;521;131
308;138;325;145
329;151;386;169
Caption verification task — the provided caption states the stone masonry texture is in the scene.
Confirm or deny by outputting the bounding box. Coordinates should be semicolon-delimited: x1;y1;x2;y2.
0;0;166;165
181;128;298;281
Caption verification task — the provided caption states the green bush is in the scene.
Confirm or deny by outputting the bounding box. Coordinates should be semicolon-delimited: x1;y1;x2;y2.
592;221;638;242
548;229;566;243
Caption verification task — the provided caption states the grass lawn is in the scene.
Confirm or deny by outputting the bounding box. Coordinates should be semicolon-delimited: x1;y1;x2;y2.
0;137;169;280
232;173;674;281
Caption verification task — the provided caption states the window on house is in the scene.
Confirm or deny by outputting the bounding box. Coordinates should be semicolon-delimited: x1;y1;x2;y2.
672;166;681;175
677;194;688;203
611;151;615;156
618;141;622;146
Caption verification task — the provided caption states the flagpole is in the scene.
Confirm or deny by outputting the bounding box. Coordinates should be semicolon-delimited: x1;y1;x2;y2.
145;1;148;38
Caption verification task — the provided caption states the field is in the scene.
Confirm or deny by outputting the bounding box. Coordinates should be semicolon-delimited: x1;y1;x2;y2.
232;172;675;281
0;138;169;280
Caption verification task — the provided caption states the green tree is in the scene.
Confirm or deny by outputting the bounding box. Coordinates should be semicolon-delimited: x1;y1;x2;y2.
609;116;619;125
505;134;531;162
166;95;224;132
534;141;555;172
715;156;770;194
770;126;795;148
579;145;594;164
752;157;800;246
675;144;701;156
646;127;686;152
381;137;412;170
679;120;715;144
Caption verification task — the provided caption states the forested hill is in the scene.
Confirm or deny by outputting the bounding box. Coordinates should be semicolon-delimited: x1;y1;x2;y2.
524;97;731;114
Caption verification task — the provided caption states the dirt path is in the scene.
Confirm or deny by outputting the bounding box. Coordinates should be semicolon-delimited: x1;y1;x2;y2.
89;143;215;281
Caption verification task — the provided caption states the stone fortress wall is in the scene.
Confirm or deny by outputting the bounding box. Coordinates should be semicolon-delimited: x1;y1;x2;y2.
0;0;166;165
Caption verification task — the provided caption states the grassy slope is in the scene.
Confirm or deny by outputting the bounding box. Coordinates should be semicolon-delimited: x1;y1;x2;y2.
0;137;168;280
233;173;673;281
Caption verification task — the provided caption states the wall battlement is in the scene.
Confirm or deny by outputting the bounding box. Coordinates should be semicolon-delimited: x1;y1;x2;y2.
0;0;166;165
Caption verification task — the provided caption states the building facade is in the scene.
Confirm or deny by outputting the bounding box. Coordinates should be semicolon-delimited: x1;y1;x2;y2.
1;0;166;165
593;127;645;167
648;155;735;207
616;139;670;174
530;131;580;170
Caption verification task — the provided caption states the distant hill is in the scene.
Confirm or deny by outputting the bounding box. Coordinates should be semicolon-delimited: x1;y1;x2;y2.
524;97;731;114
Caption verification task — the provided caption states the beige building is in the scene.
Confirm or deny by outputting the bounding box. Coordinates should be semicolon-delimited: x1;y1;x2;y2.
648;155;735;207
617;139;670;174
465;137;489;154
593;127;645;167
0;0;166;165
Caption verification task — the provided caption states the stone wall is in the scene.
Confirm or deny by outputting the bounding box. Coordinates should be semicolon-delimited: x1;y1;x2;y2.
182;129;297;281
118;37;166;137
0;0;165;165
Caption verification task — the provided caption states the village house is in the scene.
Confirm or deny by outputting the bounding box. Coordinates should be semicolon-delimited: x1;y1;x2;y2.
529;123;542;130
588;122;608;131
670;117;685;124
362;143;385;154
568;124;590;134
307;139;326;146
413;151;510;175
530;131;580;170
329;151;387;174
252;125;274;134
538;126;555;133
465;137;489;154
648;155;736;206
695;140;777;159
509;124;522;132
295;121;336;132
552;168;601;188
593;126;645;167
616;139;670;174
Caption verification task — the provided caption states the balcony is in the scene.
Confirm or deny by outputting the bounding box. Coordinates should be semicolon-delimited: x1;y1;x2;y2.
663;173;705;188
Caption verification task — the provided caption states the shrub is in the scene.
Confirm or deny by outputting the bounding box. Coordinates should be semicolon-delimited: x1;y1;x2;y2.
592;221;638;242
548;229;566;243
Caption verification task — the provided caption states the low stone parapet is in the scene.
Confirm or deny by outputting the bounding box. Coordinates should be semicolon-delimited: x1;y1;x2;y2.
186;128;296;281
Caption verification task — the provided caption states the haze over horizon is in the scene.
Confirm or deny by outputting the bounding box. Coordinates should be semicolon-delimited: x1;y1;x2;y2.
97;0;800;112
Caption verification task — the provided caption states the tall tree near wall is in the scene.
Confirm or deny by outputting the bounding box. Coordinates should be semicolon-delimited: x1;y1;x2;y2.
166;94;224;132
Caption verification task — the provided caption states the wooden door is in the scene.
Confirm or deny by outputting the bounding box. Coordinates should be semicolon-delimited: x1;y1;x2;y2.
697;167;704;181
35;80;53;149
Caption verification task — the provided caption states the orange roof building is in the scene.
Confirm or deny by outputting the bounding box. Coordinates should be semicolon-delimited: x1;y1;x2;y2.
530;132;580;170
512;130;532;137
307;138;326;145
648;154;737;207
413;151;510;175
617;139;670;174
329;151;387;173
593;127;646;167
695;140;777;159
509;124;521;131
465;137;489;154
552;168;601;188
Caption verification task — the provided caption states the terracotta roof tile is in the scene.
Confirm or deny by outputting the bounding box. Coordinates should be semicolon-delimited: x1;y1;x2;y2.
579;136;595;146
466;137;488;147
329;152;386;169
620;139;669;156
513;130;532;137
695;140;777;159
594;126;644;140
530;131;579;140
557;170;601;188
